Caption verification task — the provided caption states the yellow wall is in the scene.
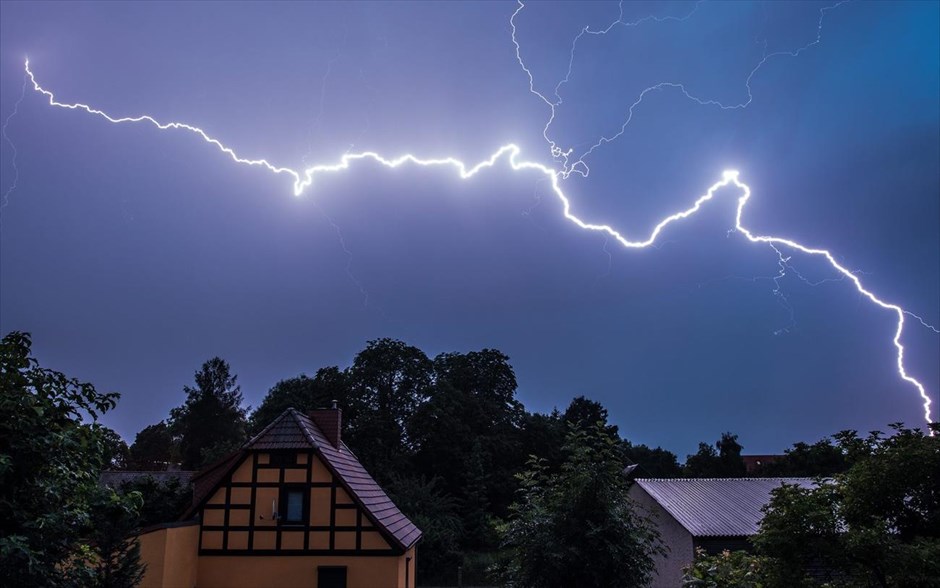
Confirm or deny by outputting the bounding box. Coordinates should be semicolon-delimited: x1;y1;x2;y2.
197;554;411;588
171;450;417;587
138;523;200;588
200;452;392;553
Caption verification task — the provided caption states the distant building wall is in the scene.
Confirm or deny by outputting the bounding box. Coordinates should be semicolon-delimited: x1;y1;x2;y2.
138;522;199;588
629;484;694;588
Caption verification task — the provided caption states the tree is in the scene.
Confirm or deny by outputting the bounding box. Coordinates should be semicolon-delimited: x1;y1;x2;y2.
170;357;248;469
518;409;566;471
496;422;663;588
82;488;147;588
563;395;620;439
248;367;349;436
129;421;177;471
385;474;463;585
345;339;433;481
623;441;683;478
100;426;131;470
752;437;847;477
754;424;940;587
684;432;746;477
115;475;193;527
0;331;144;586
683;548;768;588
410;349;525;527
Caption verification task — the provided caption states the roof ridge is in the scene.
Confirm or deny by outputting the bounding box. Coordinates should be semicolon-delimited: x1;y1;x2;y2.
288;408;322;449
243;407;295;448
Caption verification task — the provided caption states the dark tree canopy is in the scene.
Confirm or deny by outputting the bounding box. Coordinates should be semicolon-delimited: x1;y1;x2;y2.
345;339;433;481
684;432;746;477
170;357;248;469
0;331;144;587
755;424;940;587
129;421;177;471
753;437;848;477
496;423;663;588
518;409;567;471
248;367;349;436
411;349;525;528
385;474;463;585
623;441;683;478
563;395;620;439
100;426;131;470
115;475;193;528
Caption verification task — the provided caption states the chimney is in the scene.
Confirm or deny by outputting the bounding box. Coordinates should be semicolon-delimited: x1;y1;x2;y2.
309;401;342;449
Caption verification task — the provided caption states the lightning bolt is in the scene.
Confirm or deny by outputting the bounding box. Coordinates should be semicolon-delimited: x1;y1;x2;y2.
1;71;28;215
512;0;850;177
21;58;937;426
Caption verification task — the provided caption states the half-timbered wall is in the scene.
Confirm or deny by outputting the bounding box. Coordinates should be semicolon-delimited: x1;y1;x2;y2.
199;450;395;556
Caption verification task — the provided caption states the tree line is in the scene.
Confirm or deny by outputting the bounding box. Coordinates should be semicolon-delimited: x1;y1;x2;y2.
5;331;934;587
115;337;871;583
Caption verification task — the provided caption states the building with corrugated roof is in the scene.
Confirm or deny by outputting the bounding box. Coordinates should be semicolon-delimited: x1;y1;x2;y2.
135;406;421;588
629;477;818;587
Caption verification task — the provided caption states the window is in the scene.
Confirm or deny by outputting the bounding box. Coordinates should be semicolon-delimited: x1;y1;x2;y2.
279;485;307;524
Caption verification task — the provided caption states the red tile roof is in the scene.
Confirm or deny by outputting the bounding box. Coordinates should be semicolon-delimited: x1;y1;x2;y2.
184;408;421;551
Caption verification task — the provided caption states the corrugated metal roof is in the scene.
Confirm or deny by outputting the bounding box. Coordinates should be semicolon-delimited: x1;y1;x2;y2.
635;477;819;537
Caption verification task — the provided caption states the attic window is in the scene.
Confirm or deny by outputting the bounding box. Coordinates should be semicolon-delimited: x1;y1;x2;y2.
270;452;297;467
280;485;307;524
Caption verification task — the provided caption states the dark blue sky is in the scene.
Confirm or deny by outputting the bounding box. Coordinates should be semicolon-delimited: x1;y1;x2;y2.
1;1;937;456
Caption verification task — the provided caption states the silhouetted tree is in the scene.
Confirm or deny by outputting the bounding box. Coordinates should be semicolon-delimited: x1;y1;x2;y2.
563;395;620;439
170;357;247;469
623;441;683;478
386;474;463;585
684;432;746;477
115;475;192;527
518;409;567;471
0;331;144;586
755;424;940;587
129;421;177;471
100;426;131;470
754;437;848;477
496;423;663;587
345;339;433;481
411;349;524;534
84;487;146;588
248;367;350;436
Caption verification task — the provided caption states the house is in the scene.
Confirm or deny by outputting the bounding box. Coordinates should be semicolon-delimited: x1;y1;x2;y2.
136;406;421;588
628;477;817;587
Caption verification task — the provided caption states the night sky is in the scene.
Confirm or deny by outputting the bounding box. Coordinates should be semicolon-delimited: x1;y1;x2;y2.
1;1;937;457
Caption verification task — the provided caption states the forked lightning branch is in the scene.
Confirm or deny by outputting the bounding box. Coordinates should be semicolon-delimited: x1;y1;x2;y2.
20;58;938;427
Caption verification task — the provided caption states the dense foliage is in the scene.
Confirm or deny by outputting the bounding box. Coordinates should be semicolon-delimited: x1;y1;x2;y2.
755;424;940;587
84;335;938;586
495;423;664;588
684;432;747;478
682;548;768;588
0;331;144;586
169;357;248;469
683;425;940;588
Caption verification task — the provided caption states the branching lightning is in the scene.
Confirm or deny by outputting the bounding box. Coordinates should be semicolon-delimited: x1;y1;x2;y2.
511;0;850;178
1;71;28;215
19;30;937;428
